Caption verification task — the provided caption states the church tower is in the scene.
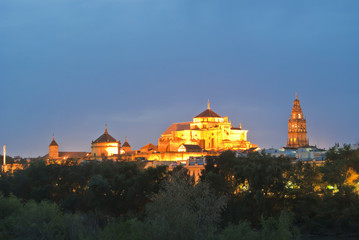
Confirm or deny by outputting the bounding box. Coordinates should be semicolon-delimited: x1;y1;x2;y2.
49;134;59;159
122;137;132;153
287;94;309;148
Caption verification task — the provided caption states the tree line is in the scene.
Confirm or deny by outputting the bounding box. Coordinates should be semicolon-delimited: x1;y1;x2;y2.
0;145;358;239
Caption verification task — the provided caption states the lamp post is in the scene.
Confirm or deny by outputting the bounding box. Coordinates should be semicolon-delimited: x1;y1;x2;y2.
3;145;6;165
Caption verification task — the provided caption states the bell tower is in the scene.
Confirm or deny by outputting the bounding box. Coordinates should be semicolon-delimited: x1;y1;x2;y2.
287;94;309;148
49;134;59;159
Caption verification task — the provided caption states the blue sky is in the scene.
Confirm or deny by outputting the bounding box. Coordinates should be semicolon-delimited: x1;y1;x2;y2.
1;0;359;157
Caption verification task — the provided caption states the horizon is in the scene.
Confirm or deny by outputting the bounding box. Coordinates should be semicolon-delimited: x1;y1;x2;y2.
1;0;359;157
2;97;357;158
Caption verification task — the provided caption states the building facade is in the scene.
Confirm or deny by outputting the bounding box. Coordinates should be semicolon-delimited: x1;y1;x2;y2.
47;135;89;160
49;135;59;159
158;102;256;152
287;94;309;148
91;125;120;159
121;137;131;153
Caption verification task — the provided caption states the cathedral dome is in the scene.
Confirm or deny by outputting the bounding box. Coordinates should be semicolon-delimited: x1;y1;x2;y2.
194;109;221;118
194;100;221;118
93;125;117;143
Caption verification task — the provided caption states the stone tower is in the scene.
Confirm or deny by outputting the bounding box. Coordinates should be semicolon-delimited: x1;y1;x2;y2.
287;94;309;148
122;137;131;153
49;135;59;159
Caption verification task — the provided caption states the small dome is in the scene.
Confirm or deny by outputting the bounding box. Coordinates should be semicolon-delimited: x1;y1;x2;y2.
122;137;131;147
194;109;221;118
194;101;221;118
93;125;117;143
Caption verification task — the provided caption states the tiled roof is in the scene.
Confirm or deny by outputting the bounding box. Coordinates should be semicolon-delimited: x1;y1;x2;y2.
140;143;158;152
195;109;221;118
122;141;131;147
49;139;58;146
43;152;89;159
59;152;89;158
181;144;202;152
93;131;117;143
162;122;191;135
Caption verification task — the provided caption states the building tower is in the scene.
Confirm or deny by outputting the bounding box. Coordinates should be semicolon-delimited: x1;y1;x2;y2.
3;145;6;165
122;137;131;153
287;94;309;148
49;134;59;159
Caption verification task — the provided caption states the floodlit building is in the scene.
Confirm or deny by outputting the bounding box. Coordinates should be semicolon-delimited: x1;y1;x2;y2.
49;135;59;159
158;101;257;152
91;125;120;159
47;135;89;160
169;157;206;182
121;137;132;153
287;94;309;148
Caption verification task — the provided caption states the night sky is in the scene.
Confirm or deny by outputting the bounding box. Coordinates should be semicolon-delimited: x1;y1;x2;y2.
1;0;359;157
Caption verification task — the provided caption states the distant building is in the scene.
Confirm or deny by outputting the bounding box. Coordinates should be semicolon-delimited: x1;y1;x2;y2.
262;147;297;158
158;101;257;152
47;135;89;160
138;143;158;153
91;125;120;159
46;125;134;162
178;144;203;153
169;157;206;182
263;146;326;163
296;147;326;161
350;142;359;150
49;135;59;159
121;137;132;153
287;94;309;148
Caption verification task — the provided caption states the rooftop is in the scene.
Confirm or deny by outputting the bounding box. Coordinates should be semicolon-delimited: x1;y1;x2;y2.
194;108;221;118
93;125;117;143
162;122;191;135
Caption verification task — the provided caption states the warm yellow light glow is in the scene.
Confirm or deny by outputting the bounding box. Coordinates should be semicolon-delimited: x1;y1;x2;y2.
158;107;256;152
91;142;119;159
105;146;118;156
345;168;359;186
178;145;186;152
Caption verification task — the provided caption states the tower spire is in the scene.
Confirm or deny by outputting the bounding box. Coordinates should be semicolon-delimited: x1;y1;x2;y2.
287;95;309;148
207;99;210;109
105;124;108;134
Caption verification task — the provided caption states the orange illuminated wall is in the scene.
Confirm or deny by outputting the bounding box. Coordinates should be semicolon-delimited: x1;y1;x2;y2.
287;94;309;148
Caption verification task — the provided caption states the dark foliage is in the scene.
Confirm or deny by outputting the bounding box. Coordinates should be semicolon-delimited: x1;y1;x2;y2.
1;146;359;239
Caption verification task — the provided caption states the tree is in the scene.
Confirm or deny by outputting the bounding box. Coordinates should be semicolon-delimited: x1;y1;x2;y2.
0;195;66;240
144;169;227;240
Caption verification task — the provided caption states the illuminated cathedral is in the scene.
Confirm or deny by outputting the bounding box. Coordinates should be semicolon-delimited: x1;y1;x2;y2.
47;101;257;161
91;125;120;159
47;102;257;161
90;125;132;159
158;101;257;152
